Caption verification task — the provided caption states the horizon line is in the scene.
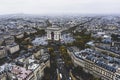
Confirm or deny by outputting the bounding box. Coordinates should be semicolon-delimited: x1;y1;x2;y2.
0;13;120;16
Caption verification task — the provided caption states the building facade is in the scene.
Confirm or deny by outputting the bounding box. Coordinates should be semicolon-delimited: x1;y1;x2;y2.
7;43;20;54
67;47;120;80
0;46;7;59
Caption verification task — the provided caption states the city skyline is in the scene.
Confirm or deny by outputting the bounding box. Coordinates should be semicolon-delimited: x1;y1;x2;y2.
0;0;120;15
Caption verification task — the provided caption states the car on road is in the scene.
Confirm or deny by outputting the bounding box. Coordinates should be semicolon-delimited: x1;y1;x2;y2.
69;77;72;80
60;73;62;79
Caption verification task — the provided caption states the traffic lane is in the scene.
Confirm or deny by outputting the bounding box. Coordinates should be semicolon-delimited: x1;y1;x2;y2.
57;61;70;80
53;45;70;80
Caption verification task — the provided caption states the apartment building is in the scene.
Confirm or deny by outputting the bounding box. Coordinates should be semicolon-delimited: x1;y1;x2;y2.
67;47;120;80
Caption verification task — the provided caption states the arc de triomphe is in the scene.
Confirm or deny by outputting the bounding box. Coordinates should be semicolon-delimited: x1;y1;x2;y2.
46;24;62;41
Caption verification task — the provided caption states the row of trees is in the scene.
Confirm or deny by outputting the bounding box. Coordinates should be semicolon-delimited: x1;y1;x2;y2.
42;47;57;80
72;66;102;80
68;29;92;49
111;34;120;41
59;46;73;69
32;27;46;36
42;67;51;80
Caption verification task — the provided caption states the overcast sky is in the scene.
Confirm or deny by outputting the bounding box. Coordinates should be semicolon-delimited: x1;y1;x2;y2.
0;0;120;15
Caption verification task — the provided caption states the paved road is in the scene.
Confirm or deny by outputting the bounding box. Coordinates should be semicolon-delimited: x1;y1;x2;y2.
53;43;71;80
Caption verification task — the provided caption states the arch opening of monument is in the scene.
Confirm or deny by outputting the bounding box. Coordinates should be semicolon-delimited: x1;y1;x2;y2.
51;32;54;40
